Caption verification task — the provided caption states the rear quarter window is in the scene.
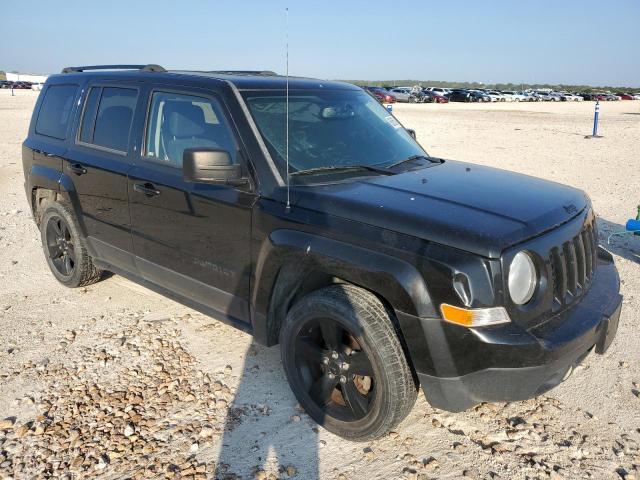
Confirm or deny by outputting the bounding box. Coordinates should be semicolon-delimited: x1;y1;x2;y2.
35;84;78;140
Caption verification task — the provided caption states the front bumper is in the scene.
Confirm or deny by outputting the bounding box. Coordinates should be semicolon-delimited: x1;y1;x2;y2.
399;250;622;412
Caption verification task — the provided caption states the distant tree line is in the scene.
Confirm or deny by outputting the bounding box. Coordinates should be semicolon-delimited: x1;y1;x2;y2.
341;79;639;93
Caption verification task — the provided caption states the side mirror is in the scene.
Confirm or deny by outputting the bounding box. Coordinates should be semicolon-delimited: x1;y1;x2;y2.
182;148;246;186
406;129;417;140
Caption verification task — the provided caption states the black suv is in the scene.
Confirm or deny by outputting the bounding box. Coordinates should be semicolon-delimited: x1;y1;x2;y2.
22;65;622;441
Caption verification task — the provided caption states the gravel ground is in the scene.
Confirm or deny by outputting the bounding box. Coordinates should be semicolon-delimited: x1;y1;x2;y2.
0;90;638;480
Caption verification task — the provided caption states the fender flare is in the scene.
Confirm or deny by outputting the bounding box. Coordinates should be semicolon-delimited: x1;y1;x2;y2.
28;166;88;238
251;229;436;345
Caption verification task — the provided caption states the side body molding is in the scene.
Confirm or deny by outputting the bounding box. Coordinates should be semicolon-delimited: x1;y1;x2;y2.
251;229;436;345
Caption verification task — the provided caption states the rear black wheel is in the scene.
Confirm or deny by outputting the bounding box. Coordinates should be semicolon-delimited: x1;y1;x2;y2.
280;284;417;440
40;201;102;287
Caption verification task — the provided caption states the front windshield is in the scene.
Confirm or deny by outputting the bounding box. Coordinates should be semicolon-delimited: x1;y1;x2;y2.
242;89;427;181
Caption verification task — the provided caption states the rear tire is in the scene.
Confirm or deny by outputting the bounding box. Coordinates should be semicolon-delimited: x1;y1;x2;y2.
280;284;417;441
40;201;103;288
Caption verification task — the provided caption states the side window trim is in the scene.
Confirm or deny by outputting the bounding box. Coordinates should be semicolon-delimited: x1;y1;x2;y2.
141;87;239;169
74;82;141;156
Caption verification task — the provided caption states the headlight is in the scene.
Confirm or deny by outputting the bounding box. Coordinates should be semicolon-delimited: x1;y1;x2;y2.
508;251;537;305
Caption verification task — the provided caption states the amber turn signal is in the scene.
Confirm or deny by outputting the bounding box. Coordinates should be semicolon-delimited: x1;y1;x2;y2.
439;303;511;328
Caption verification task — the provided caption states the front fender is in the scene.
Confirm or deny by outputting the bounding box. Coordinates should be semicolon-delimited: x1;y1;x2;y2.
252;228;436;345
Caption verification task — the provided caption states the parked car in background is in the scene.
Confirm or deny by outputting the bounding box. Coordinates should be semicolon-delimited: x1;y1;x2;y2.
468;90;491;102
517;92;536;102
501;91;527;102
485;91;505;102
615;93;634;100
365;86;397;104
534;91;553;101
564;93;584;101
425;87;450;98
447;89;472;102
389;87;420;103
421;90;449;103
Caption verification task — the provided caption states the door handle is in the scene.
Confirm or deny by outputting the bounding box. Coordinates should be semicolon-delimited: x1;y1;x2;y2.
133;183;161;197
33;149;57;158
68;163;87;175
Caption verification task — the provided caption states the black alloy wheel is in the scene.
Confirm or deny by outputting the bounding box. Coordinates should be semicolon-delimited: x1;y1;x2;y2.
294;317;375;422
45;215;76;278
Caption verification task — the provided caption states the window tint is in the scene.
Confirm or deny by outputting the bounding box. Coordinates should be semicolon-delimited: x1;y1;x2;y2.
145;91;237;168
35;84;78;139
91;87;138;152
79;87;101;143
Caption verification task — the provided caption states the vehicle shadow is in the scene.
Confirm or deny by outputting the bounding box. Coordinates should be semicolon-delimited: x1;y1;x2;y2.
597;217;640;264
216;340;320;479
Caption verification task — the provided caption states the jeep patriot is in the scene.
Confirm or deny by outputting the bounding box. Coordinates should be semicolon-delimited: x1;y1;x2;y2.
22;65;622;440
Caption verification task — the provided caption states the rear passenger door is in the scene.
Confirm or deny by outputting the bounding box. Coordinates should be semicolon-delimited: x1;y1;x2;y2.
66;83;142;271
128;87;255;323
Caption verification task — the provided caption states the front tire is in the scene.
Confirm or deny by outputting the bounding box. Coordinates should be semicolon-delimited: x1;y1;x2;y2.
280;284;417;441
40;201;103;288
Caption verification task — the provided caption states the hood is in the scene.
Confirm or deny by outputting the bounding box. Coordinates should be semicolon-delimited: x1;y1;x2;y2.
292;160;588;258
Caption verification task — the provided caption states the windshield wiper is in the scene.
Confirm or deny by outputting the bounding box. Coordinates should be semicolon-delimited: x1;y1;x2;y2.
290;164;394;177
385;155;442;169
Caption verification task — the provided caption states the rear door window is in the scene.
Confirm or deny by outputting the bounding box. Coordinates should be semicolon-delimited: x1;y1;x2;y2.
79;86;138;152
35;84;78;140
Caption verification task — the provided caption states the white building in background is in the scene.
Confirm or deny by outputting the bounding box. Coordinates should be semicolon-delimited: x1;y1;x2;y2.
6;72;49;83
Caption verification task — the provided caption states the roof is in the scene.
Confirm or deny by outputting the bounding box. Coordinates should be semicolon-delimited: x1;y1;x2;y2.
56;65;358;91
170;71;358;91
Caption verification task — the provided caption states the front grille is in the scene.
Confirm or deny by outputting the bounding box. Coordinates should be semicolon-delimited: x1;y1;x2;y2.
549;221;598;311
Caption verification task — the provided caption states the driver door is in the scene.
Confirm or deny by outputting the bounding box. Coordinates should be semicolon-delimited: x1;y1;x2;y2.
128;86;256;322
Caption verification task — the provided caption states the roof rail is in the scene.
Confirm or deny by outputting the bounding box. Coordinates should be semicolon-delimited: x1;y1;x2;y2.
61;64;166;74
206;70;278;76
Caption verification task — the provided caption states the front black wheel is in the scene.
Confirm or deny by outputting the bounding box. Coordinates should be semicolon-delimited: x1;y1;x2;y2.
40;201;102;288
280;284;417;441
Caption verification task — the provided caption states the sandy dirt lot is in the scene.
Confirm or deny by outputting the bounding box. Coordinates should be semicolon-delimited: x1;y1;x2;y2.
0;90;639;480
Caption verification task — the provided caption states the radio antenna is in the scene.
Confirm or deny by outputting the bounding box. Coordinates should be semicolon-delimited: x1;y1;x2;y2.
285;7;291;213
